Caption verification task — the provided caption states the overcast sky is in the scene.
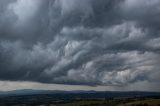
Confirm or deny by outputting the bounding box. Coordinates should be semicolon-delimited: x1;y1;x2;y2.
0;0;160;91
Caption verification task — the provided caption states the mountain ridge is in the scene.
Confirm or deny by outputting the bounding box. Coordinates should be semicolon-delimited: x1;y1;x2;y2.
0;89;160;97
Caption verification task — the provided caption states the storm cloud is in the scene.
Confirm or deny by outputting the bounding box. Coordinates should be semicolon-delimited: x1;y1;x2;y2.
0;0;160;88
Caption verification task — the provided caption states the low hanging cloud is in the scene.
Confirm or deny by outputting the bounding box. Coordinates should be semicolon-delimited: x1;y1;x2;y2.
0;0;160;88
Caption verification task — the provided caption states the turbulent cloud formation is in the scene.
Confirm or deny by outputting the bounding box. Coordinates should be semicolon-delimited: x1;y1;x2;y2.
0;0;160;89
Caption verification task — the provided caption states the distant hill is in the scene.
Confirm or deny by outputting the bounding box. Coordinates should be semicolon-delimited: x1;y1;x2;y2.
0;89;160;98
0;89;68;96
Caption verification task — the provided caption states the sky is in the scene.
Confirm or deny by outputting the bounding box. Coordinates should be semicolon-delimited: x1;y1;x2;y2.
0;0;160;91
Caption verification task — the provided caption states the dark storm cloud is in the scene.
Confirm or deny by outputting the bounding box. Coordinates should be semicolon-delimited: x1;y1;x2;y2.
0;0;160;87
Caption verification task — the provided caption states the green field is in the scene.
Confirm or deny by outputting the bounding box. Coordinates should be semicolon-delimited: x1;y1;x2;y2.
49;98;160;106
119;99;160;106
51;100;109;106
49;99;119;106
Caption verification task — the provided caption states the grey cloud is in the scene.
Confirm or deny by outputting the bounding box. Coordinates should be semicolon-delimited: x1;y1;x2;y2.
0;0;160;89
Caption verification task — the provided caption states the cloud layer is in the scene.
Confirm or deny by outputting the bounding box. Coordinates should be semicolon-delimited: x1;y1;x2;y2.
0;0;160;89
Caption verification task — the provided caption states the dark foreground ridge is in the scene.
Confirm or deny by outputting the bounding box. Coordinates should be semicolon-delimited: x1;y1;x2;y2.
0;90;160;106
